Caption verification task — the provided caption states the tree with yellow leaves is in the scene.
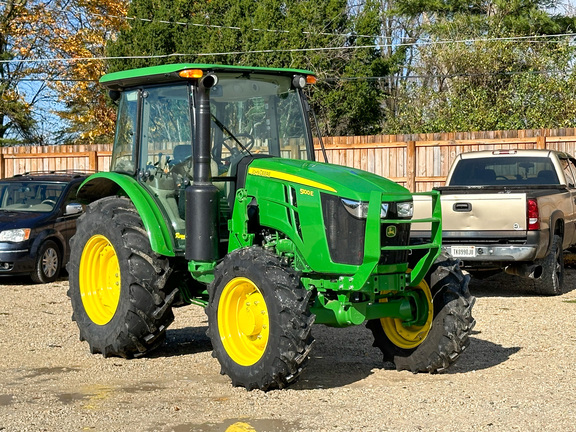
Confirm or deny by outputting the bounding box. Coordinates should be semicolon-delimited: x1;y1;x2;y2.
0;0;127;146
0;0;47;145
48;0;128;144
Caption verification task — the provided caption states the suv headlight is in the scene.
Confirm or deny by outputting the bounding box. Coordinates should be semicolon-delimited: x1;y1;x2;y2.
0;228;31;242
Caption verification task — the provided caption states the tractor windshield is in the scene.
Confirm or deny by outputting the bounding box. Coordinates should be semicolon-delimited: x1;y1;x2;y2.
210;73;314;173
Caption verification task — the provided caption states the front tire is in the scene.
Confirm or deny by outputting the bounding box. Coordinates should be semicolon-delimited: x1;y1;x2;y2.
31;240;61;283
206;247;314;390
67;197;177;358
367;253;476;373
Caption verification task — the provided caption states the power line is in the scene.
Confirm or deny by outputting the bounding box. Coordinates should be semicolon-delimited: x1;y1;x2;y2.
0;0;379;40
2;31;576;65
3;0;576;50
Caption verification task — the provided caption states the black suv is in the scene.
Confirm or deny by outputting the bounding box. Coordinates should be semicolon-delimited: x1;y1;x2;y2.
0;172;88;283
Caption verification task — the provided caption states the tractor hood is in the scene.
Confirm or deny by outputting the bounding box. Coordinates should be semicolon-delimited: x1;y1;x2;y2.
246;158;412;202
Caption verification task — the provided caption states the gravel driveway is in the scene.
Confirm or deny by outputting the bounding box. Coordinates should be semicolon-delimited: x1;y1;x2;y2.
1;268;575;432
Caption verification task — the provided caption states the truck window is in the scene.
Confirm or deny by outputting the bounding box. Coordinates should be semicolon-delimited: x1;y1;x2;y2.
449;157;558;186
561;159;576;187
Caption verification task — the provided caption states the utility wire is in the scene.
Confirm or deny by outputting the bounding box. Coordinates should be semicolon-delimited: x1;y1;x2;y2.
0;0;379;40
2;31;576;65
3;0;576;49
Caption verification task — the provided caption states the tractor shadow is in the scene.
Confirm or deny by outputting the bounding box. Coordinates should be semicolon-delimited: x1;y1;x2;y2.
147;317;519;389
150;325;213;358
292;326;518;390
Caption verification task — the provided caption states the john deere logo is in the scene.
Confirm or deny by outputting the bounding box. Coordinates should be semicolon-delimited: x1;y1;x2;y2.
386;226;397;238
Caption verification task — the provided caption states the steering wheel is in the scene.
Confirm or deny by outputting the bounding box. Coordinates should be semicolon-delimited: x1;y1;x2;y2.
41;199;56;205
223;133;255;153
214;133;255;166
168;155;194;180
495;176;508;180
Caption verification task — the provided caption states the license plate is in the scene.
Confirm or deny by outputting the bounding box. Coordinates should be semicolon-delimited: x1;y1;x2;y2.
450;246;476;258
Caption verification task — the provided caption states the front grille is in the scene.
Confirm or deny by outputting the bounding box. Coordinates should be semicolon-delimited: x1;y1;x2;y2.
321;195;412;267
321;194;366;265
380;223;410;265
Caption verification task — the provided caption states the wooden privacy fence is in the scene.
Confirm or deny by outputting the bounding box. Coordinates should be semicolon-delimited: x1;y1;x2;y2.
3;129;576;192
0;144;112;180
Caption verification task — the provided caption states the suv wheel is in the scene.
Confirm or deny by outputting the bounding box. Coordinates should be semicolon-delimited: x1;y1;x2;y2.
31;240;61;283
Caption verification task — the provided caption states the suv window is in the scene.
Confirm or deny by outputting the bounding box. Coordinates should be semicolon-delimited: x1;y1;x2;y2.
0;181;66;212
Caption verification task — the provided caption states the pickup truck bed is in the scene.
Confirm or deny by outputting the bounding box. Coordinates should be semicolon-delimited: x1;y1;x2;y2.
412;149;576;295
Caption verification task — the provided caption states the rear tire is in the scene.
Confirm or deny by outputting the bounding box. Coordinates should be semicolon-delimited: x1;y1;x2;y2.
206;247;314;390
533;234;564;296
367;253;475;373
67;197;177;358
31;240;61;283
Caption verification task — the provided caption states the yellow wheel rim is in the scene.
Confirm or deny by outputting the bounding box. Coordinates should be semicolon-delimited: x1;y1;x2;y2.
79;234;121;326
218;277;269;366
380;279;434;349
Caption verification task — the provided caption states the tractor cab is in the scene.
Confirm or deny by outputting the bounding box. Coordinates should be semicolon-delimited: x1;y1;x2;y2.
102;64;318;253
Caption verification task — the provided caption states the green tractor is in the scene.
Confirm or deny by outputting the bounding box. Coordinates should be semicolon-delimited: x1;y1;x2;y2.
67;64;475;390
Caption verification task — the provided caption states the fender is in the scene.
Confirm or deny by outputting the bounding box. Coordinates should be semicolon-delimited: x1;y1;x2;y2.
548;209;565;251
77;173;175;257
30;229;66;261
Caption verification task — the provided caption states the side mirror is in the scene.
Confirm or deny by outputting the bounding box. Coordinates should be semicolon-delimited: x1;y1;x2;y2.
65;203;84;216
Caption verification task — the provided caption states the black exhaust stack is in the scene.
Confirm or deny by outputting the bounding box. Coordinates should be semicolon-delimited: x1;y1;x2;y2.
186;74;220;261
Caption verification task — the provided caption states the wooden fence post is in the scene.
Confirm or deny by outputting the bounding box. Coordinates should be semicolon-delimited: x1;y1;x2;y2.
537;136;546;149
0;154;4;179
88;151;97;172
406;141;416;192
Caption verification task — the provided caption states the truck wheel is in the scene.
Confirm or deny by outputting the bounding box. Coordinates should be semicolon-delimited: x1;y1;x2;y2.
366;253;475;373
31;240;61;283
206;247;314;390
67;197;177;358
533;234;564;296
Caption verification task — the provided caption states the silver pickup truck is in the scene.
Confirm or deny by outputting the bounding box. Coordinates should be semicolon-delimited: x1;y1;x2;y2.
412;149;576;295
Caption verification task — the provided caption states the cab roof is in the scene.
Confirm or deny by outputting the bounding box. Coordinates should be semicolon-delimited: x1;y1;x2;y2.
100;63;316;91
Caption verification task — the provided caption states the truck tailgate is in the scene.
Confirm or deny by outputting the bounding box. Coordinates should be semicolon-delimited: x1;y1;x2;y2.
413;193;527;232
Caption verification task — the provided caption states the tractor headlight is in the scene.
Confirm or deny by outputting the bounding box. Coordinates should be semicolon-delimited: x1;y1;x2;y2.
397;201;414;218
341;199;389;219
0;228;31;242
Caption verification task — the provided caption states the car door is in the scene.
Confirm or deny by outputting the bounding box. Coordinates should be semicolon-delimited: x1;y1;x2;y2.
54;180;83;263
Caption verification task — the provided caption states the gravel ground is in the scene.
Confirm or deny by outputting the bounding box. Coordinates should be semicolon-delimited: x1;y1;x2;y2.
1;267;575;432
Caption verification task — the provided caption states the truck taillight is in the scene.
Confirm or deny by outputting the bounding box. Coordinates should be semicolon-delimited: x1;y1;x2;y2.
527;199;539;230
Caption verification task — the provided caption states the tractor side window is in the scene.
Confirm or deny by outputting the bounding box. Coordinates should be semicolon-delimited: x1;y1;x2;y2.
140;85;193;173
110;90;139;173
276;90;308;159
